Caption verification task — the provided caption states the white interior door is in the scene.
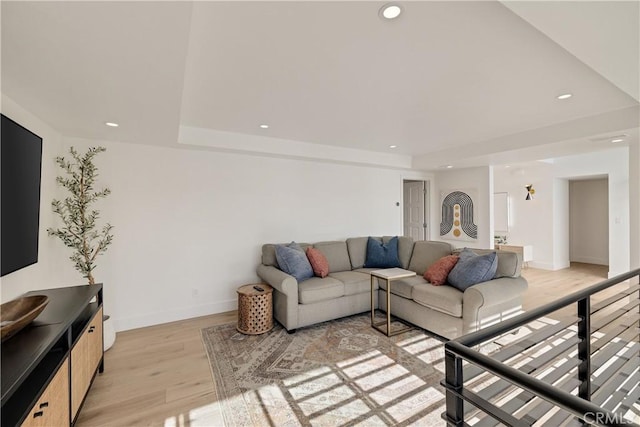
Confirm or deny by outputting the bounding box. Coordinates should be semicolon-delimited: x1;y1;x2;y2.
403;180;427;240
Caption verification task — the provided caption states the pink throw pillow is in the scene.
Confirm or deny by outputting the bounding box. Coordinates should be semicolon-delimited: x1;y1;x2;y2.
424;255;459;286
306;247;329;278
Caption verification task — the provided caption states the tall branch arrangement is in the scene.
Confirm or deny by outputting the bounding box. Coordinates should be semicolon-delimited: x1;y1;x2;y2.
47;146;114;285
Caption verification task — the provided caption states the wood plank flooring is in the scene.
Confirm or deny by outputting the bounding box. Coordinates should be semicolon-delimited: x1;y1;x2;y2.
76;312;236;426
76;263;633;427
520;262;608;311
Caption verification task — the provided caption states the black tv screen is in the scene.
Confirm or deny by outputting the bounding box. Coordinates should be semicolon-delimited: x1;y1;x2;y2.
1;114;43;276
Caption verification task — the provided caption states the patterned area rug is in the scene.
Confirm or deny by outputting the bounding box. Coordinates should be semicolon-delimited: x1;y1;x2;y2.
201;314;449;426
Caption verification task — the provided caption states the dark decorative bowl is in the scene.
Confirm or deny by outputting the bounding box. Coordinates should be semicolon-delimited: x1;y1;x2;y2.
0;295;49;341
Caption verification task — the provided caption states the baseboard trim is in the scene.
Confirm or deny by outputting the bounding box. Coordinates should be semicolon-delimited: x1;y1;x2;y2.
570;256;609;266
113;299;236;332
528;261;570;271
528;261;554;270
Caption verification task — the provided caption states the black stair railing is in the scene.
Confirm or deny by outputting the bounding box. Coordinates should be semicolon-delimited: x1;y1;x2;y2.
443;268;640;427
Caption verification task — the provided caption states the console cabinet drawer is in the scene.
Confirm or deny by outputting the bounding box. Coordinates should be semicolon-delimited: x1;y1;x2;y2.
87;308;103;374
21;358;69;427
71;307;103;419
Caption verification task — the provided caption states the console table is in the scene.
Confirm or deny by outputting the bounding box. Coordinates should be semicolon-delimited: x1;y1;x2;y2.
1;285;104;427
496;244;533;268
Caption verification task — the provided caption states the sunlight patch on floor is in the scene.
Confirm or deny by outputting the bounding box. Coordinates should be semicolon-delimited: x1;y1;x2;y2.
309;398;377;426
351;414;388;426
354;363;409;391
386;386;444;423
288;372;344;400
398;336;441;358
336;349;383;368
368;374;426;405
254;385;299;425
396;334;434;350
163;401;224;427
342;354;395;379
624;406;640;424
407;403;446;426
395;335;444;374
283;366;333;388
298;384;357;417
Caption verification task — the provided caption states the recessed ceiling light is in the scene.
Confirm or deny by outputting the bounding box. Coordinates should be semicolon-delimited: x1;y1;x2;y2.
505;165;511;168
589;133;627;142
259;124;269;129
389;145;397;149
439;165;453;169
380;3;402;20
556;93;572;100
611;138;625;143
105;122;119;127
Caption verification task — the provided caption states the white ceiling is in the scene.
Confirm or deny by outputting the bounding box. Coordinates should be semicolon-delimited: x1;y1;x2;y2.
2;1;638;169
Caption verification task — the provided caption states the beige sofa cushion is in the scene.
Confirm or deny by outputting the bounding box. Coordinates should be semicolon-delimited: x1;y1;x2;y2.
412;284;463;317
379;275;426;299
408;241;454;275
314;241;352;273
493;250;521;278
262;243;311;267
497;251;521;278
298;277;344;304
329;271;374;295
354;267;379;274
346;237;368;269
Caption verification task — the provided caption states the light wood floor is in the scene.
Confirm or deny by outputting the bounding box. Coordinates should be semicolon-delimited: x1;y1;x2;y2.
76;311;236;426
76;263;630;427
521;262;608;311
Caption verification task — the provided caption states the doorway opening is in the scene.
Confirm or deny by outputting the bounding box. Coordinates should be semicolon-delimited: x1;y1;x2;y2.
568;176;609;272
403;180;429;241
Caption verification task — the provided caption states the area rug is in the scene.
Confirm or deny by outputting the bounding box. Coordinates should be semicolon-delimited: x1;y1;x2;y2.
201;314;449;426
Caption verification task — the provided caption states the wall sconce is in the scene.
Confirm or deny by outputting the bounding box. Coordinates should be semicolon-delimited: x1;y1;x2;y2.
525;184;535;200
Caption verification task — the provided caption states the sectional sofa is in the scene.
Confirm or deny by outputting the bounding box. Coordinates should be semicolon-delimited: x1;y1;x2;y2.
256;236;527;339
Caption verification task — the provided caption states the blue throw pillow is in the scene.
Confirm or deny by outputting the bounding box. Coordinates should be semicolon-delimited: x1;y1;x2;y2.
447;248;498;291
364;236;402;268
275;242;314;282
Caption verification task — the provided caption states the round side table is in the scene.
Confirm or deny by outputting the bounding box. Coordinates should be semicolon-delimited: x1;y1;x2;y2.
237;283;274;335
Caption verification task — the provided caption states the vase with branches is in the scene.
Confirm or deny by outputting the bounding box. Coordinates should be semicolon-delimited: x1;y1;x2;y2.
47;146;114;285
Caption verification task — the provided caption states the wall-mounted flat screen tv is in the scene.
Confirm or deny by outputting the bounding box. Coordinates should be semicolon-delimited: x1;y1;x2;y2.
1;114;43;276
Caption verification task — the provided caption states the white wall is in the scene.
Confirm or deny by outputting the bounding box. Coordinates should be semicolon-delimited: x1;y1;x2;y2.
1;96;433;333
493;162;554;268
52;137;418;331
553;178;570;270
4;91;633;332
569;179;609;265
554;148;629;277
0;96;78;301
431;167;492;249
494;148;629;275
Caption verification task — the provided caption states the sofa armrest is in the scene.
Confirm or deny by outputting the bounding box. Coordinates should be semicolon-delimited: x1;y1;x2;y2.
257;264;298;298
256;264;299;331
462;277;528;333
464;277;528;307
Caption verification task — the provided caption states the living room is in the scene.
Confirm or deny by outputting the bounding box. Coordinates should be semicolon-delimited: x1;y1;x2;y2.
1;1;639;426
